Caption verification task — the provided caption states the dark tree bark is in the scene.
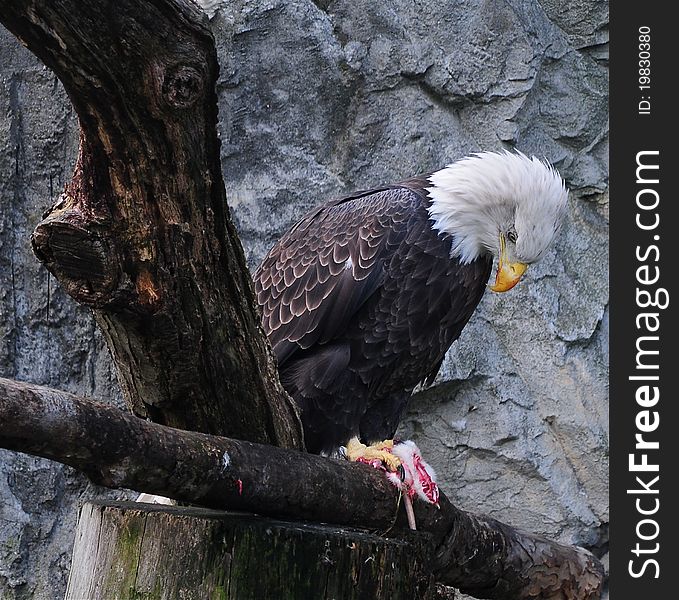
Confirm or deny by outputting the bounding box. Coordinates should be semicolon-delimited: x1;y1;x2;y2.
0;377;605;600
0;0;303;448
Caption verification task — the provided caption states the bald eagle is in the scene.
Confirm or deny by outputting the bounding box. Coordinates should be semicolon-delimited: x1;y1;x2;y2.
255;151;568;456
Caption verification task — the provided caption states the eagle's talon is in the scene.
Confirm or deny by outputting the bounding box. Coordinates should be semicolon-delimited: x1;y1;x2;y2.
345;437;402;472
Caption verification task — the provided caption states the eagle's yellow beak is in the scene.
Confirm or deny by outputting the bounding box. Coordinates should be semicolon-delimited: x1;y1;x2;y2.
489;233;527;293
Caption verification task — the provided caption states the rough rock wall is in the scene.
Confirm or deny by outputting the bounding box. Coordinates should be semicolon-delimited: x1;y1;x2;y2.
0;30;131;599
0;1;608;598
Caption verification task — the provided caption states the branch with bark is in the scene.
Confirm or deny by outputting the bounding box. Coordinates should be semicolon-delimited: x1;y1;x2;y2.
0;377;604;600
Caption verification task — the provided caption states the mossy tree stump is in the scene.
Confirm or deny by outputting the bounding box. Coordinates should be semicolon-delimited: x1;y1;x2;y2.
65;502;435;600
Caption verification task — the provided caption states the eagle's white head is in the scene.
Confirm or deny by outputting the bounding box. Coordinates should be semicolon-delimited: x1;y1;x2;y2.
426;150;568;292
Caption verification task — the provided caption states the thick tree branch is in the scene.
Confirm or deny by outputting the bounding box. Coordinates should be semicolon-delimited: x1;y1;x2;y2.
0;378;604;600
0;0;303;448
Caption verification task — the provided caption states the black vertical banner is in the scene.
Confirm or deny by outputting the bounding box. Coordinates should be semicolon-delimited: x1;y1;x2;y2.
610;4;678;599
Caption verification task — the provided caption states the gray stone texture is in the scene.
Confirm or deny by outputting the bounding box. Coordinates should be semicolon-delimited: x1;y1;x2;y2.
0;1;608;598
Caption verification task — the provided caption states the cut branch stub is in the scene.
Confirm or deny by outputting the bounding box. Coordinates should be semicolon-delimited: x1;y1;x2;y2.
32;204;119;307
0;0;303;448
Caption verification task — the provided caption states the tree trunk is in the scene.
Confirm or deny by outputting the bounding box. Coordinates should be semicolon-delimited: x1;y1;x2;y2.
66;502;436;600
0;0;303;448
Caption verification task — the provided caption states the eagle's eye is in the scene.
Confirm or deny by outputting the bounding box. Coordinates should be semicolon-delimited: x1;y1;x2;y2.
507;230;518;244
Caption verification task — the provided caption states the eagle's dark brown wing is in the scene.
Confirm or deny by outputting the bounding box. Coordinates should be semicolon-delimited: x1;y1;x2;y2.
254;185;421;367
